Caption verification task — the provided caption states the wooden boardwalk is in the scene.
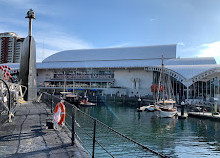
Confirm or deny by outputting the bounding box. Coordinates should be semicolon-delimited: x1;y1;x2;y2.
0;102;89;158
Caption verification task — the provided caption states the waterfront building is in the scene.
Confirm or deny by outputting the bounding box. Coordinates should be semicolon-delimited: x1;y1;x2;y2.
3;44;220;103
0;32;24;63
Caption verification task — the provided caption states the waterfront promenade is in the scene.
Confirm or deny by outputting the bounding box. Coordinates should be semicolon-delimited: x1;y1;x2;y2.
0;102;89;158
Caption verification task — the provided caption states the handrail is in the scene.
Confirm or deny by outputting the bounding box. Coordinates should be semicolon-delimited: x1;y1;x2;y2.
41;92;169;158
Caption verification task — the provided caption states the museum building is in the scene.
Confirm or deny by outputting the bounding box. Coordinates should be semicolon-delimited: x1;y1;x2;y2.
3;44;220;102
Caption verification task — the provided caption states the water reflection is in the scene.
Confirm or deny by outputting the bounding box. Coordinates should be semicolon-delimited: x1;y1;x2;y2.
80;102;220;157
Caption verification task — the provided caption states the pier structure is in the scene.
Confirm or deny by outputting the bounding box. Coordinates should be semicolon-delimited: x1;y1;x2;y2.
188;112;220;121
0;101;89;157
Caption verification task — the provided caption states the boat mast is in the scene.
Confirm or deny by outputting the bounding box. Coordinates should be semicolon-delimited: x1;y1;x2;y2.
64;71;66;98
156;67;161;103
162;55;165;105
153;72;155;104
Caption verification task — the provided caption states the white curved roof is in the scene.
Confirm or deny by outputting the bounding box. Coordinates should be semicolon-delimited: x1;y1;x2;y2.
1;45;219;84
165;57;216;65
43;45;176;63
39;57;216;68
40;56;218;80
166;64;218;80
3;59;218;81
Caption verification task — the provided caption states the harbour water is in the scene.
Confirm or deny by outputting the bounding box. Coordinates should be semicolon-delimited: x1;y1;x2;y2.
80;102;220;157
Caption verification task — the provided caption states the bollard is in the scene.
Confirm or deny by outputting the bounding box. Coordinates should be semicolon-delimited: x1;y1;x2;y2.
138;98;141;108
178;101;187;119
181;104;184;116
214;102;217;114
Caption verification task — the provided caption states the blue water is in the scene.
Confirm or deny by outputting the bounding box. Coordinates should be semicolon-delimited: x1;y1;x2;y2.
80;102;220;157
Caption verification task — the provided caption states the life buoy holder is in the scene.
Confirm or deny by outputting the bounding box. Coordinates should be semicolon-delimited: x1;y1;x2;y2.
54;102;66;125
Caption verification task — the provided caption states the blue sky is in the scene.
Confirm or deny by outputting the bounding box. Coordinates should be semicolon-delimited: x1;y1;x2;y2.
0;0;220;63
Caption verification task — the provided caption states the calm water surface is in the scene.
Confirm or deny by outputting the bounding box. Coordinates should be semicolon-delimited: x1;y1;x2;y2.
80;102;220;158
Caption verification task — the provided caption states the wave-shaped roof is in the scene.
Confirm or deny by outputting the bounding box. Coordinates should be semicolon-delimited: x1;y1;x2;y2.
38;57;216;69
42;45;176;63
2;58;218;81
1;44;218;84
165;57;216;65
166;64;218;80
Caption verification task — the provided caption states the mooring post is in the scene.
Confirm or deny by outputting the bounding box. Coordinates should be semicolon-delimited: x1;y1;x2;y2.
138;97;141;108
181;101;185;117
92;119;97;158
71;106;75;145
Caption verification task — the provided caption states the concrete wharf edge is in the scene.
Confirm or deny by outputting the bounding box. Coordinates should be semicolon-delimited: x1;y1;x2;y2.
0;102;89;158
188;112;220;121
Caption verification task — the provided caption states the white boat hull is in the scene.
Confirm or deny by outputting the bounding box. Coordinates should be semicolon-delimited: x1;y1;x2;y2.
157;110;177;118
137;105;155;112
146;105;155;112
137;106;147;112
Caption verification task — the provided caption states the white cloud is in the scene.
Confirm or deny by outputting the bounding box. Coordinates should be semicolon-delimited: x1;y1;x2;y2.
0;17;26;27
197;41;220;57
36;47;57;62
178;41;220;64
179;41;220;57
0;0;58;16
177;42;185;46
197;41;220;64
35;32;93;50
0;0;94;63
150;18;156;22
107;43;130;48
34;31;93;62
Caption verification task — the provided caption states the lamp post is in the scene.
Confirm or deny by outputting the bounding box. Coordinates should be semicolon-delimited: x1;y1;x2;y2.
25;9;35;36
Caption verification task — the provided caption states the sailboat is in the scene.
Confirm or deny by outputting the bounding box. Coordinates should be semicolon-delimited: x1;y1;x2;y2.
154;55;178;118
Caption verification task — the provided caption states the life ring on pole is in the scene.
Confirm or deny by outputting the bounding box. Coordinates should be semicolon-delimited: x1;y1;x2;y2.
53;102;66;125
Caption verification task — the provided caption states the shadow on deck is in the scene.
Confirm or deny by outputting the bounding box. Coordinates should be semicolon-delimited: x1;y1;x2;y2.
0;102;88;158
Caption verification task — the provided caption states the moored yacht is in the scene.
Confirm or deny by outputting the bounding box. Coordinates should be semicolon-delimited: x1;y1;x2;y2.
155;100;177;118
154;56;177;118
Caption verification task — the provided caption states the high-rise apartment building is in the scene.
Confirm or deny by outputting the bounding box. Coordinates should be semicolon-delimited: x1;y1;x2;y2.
0;32;24;63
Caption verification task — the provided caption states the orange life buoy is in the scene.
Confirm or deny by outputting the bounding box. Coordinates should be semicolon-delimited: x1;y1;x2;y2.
54;102;66;125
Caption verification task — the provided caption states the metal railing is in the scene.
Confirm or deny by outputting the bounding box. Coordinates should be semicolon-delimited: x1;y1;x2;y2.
41;92;168;158
0;79;11;111
0;79;18;122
